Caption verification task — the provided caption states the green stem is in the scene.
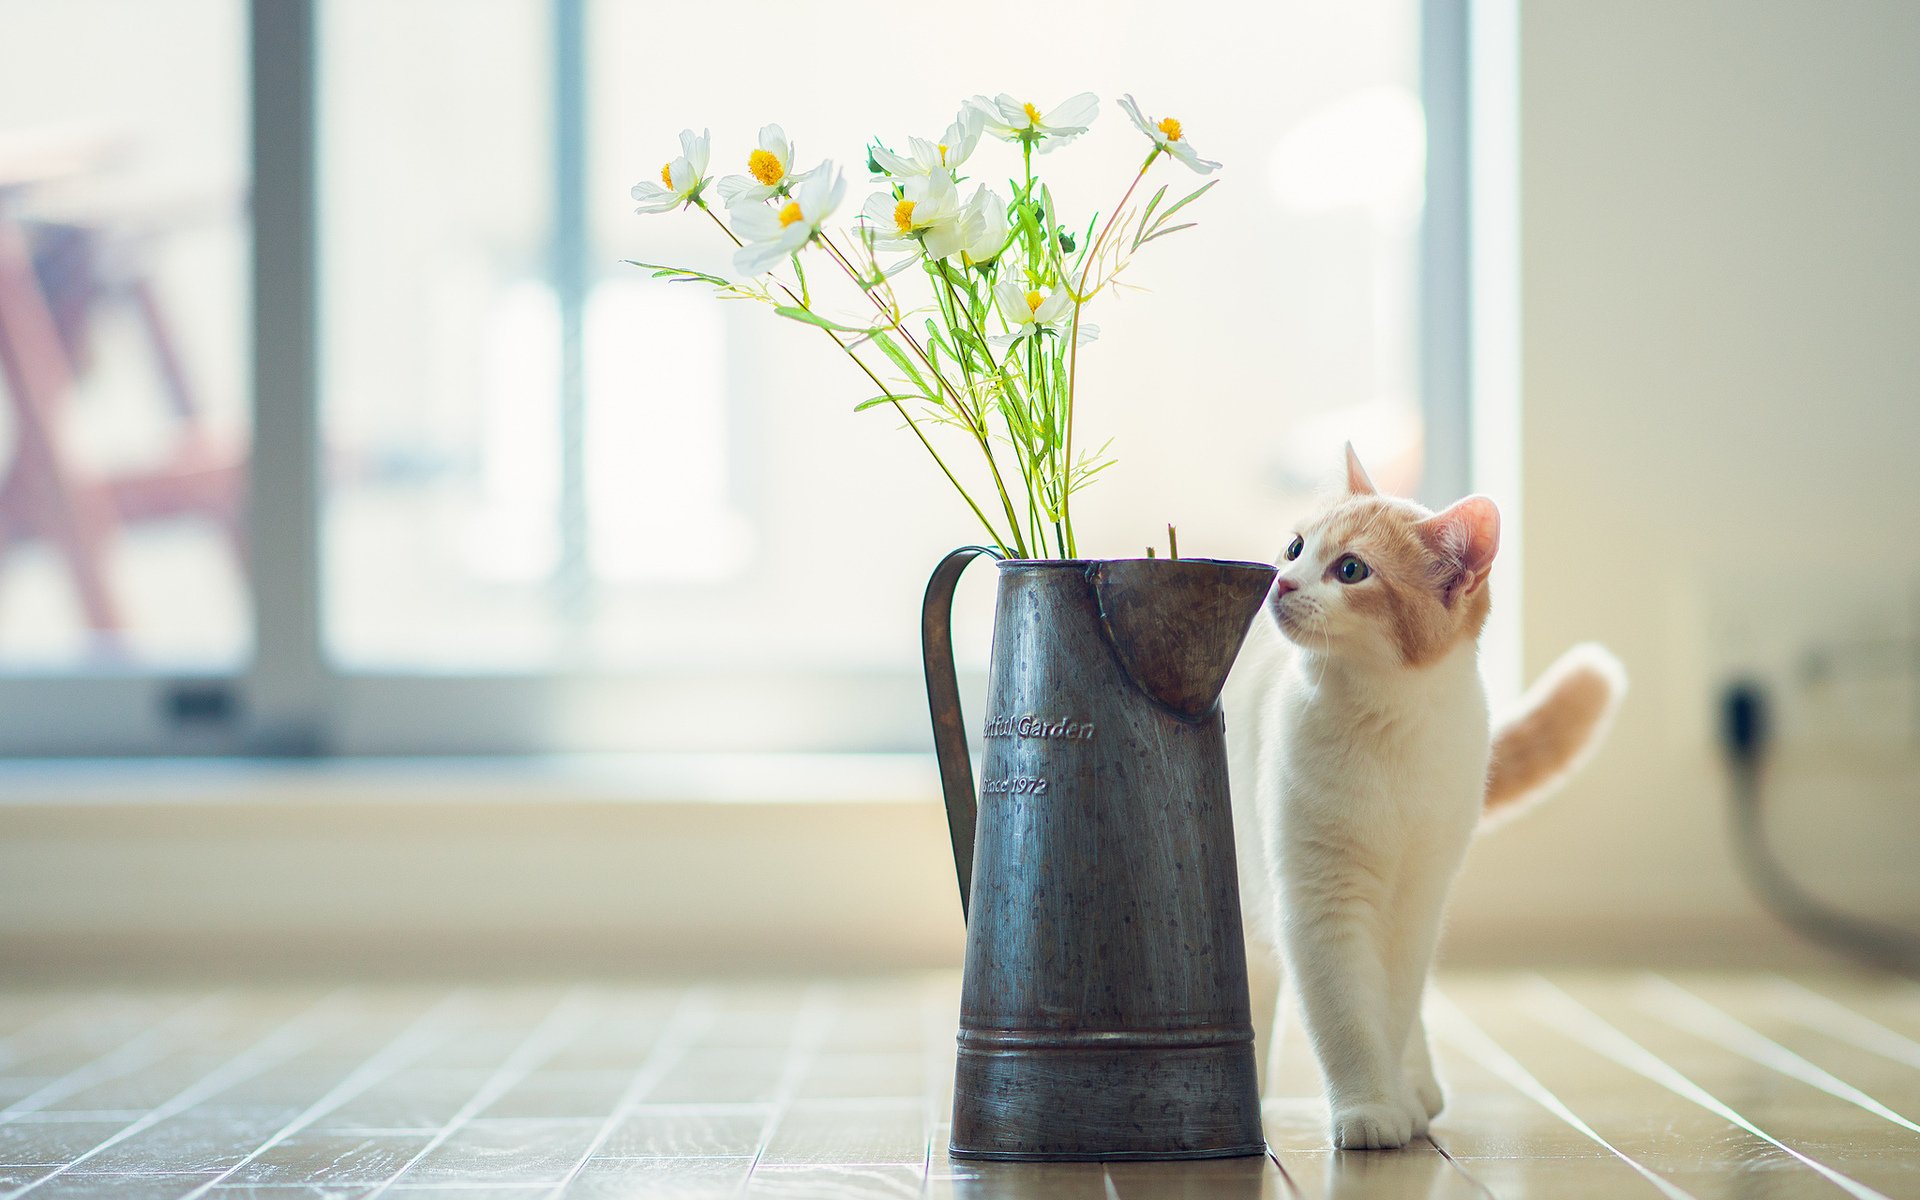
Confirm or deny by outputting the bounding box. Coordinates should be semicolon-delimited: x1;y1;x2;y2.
1061;148;1161;557
701;203;1008;551
927;269;1029;559
939;265;1045;555
823;233;1029;557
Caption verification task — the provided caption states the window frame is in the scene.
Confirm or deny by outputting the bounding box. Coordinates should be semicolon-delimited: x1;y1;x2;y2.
0;0;1477;757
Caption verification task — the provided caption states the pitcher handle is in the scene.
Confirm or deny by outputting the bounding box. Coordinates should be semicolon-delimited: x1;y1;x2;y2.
921;545;1000;923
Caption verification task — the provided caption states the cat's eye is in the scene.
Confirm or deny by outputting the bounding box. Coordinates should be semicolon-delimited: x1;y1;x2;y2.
1285;535;1304;561
1335;555;1371;584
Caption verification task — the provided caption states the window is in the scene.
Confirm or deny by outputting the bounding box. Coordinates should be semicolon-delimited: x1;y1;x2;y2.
0;0;250;670
0;0;1471;755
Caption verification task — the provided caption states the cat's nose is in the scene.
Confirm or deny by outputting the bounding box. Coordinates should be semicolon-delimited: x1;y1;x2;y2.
1271;578;1299;600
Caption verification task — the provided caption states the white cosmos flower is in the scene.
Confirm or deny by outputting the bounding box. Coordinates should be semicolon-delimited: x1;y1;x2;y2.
631;128;711;213
969;92;1099;155
1117;94;1221;174
871;107;985;178
731;165;845;275
991;275;1098;348
959;186;1009;268
716;124;816;208
860;170;971;262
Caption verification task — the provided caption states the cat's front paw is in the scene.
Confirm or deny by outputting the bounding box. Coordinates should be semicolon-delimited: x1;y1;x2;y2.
1331;1099;1414;1150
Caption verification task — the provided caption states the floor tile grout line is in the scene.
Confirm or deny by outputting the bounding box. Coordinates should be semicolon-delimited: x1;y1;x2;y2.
359;986;598;1200
1524;973;1892;1200
1632;973;1920;1135
0;987;358;1200
1418;1131;1500;1200
538;987;713;1200
0;993;234;1125
1763;974;1920;1070
1425;986;1696;1200
1263;1142;1307;1200
173;988;476;1200
739;984;840;1186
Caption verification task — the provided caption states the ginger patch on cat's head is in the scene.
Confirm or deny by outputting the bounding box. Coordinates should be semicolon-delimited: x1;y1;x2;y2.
1267;445;1500;668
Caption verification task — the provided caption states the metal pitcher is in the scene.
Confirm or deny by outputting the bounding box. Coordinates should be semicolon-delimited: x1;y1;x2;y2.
921;548;1277;1161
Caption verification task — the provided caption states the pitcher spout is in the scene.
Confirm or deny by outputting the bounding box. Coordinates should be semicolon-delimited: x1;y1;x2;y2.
1087;558;1278;719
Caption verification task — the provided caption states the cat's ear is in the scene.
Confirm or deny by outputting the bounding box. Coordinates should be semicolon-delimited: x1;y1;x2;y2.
1417;495;1500;606
1344;442;1378;495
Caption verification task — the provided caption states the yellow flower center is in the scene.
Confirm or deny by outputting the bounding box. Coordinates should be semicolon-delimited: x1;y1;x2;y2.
937;143;950;164
777;201;804;228
747;148;784;186
1023;101;1043;124
893;199;916;233
660;162;674;187
1025;289;1044;313
1157;116;1183;142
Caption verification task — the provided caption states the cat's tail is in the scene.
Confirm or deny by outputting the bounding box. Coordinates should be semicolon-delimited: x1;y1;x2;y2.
1482;643;1627;825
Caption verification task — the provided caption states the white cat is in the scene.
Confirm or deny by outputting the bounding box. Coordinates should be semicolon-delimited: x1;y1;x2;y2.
1225;444;1625;1150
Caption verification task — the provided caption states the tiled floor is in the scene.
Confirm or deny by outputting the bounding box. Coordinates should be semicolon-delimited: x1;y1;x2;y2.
0;970;1916;1198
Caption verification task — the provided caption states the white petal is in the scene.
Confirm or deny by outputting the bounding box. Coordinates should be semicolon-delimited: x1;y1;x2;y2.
907;136;942;169
1117;94;1150;135
762;124;790;162
923;222;967;262
1168;142;1221;174
871;146;920;176
882;250;923;277
681;129;710;175
862;191;896;223
734;240;786;275
992;276;1027;315
732;204;784;241
718;176;770;207
993;93;1032;128
1034;291;1071;323
816;168;847;220
1043;92;1100;131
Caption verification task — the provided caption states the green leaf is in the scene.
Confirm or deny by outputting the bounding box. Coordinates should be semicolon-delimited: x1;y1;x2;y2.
772;305;886;335
854;393;918;412
623;259;731;287
1137;184;1169;227
872;331;934;400
1157;178;1217;225
1140;222;1198;246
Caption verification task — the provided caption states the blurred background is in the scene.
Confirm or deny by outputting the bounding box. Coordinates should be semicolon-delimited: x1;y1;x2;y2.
0;0;1913;980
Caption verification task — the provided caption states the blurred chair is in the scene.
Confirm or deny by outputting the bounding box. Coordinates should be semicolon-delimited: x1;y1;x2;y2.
0;127;247;654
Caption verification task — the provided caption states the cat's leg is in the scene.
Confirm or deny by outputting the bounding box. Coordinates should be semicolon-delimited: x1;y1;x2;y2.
1383;848;1465;1131
1282;875;1413;1150
1264;955;1289;1097
1403;1010;1443;1121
